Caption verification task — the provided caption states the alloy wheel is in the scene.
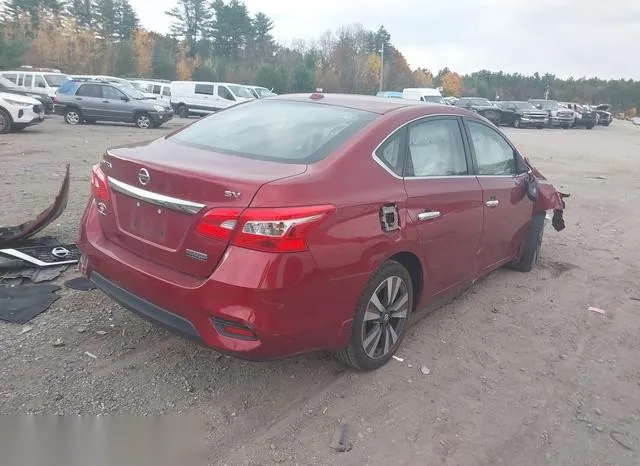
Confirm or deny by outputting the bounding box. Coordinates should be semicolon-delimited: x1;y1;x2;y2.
361;276;410;359
137;115;151;129
66;111;80;125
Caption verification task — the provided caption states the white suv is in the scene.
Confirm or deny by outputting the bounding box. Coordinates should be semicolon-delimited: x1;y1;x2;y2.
0;92;45;134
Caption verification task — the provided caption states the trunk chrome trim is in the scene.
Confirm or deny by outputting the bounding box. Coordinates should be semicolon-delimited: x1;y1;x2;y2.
108;177;206;215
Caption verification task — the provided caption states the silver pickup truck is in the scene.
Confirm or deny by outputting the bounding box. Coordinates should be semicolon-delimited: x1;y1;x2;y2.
529;99;575;128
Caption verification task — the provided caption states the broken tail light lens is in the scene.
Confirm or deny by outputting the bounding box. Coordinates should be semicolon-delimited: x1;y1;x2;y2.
197;205;335;253
91;164;110;201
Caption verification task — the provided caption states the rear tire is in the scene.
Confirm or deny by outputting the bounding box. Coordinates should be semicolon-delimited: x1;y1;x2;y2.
586;124;594;130
508;213;545;272
334;260;413;371
177;104;189;118
64;108;82;125
0;108;12;134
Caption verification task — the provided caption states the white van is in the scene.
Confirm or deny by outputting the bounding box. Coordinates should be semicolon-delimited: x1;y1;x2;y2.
130;79;171;101
170;81;255;117
402;88;446;104
0;68;70;99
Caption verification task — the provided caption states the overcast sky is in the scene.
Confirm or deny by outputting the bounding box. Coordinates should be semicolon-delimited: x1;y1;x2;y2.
130;0;640;80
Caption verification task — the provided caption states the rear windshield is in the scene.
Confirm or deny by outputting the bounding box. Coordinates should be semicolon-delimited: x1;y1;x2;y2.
170;100;377;163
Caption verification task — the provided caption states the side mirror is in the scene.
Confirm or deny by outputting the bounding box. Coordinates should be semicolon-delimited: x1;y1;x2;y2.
525;174;539;202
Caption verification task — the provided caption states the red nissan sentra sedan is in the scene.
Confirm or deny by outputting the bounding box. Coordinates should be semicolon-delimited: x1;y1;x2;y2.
78;93;567;370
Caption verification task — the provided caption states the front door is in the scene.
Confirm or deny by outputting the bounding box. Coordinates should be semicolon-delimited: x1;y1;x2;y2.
402;116;484;295
100;84;131;121
75;83;104;119
464;119;533;272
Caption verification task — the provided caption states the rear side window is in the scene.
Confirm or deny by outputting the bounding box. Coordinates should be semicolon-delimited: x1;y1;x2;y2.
34;75;46;88
153;85;161;94
77;83;103;98
195;84;213;95
162;86;171;96
23;74;33;87
375;131;403;176
407;119;467;177
171;100;377;164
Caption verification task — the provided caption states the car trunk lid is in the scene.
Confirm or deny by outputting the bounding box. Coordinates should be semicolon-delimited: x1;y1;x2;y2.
98;139;307;277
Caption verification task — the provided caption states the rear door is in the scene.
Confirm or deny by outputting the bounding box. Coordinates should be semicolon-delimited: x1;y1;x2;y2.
75;83;103;118
401;116;484;295
463;119;532;272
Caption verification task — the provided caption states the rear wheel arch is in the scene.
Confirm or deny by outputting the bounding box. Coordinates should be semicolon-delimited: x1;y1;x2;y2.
388;251;424;310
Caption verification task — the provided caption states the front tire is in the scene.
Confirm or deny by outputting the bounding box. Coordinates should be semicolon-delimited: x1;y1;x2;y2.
135;113;152;129
513;118;521;128
508;213;545;272
0;108;12;134
64;108;82;125
334;260;413;371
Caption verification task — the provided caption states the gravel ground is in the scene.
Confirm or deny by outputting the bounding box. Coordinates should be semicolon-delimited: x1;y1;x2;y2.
1;117;639;465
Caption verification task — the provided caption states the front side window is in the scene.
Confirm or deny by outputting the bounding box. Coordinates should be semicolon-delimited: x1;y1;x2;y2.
407;118;467;177
102;85;126;100
466;120;516;176
217;85;235;101
171;100;377;164
153;85;161;94
23;74;33;87
44;74;69;87
162;86;171;96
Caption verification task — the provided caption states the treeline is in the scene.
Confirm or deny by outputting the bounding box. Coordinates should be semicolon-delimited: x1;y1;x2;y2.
0;0;638;114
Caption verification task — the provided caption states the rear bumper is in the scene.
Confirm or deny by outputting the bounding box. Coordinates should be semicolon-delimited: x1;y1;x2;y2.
78;200;361;360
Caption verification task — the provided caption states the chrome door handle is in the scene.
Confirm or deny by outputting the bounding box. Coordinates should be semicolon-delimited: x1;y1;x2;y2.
485;199;499;208
418;211;441;221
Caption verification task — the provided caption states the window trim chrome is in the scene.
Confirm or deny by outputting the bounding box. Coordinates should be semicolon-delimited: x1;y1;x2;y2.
371;113;476;181
108;177;206;215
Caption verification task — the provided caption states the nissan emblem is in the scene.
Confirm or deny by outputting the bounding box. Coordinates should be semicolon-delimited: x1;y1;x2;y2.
138;168;150;186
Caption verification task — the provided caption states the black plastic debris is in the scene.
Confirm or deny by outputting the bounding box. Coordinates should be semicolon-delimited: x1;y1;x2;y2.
0;243;80;267
330;423;352;452
64;277;96;292
0;284;61;324
1;266;68;284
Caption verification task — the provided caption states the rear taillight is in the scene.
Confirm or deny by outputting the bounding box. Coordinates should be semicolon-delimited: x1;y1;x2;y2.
53;95;59;104
197;205;335;253
91;164;110;201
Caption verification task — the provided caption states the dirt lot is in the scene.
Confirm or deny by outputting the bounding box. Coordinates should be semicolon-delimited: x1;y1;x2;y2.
1;117;639;465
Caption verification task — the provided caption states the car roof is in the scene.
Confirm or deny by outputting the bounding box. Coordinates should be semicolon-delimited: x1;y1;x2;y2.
271;93;464;115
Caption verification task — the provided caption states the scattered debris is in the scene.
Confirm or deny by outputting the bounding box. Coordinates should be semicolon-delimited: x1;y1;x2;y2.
76;326;87;333
630;297;640;302
610;430;636;451
589;306;607;315
18;325;33;335
84;351;98;359
65;276;96;291
420;366;431;375
0;244;80;268
52;338;65;347
0;284;60;324
492;307;500;313
560;354;568;360
595;408;603;416
270;443;276;451
392;355;404;362
596;426;605;433
330;423;352;452
1;265;68;284
96;331;107;336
